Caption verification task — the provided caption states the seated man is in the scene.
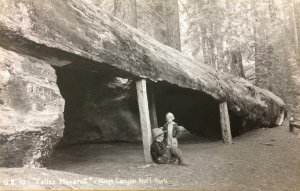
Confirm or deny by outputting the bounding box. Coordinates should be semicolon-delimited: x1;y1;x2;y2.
150;128;187;165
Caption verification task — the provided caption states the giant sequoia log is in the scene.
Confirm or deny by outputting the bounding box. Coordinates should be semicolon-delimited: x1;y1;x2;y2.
0;0;286;166
0;0;286;126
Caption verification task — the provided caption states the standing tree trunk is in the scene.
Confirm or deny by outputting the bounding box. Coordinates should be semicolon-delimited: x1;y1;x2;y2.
136;0;167;44
114;0;137;27
137;0;181;50
164;0;181;50
228;51;245;78
291;0;299;57
254;0;270;89
221;0;245;78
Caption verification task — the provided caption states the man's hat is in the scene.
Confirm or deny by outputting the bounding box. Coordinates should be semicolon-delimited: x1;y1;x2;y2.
152;128;166;140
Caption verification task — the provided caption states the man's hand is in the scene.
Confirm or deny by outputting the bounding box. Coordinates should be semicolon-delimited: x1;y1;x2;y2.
162;146;169;153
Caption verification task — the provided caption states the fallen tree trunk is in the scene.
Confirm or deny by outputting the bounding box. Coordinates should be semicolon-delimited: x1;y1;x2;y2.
0;0;286;129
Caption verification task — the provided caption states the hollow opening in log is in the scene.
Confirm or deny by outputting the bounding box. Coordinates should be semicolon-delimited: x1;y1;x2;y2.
48;55;251;148
152;81;222;139
151;81;245;139
46;61;247;170
52;63;142;147
52;63;245;147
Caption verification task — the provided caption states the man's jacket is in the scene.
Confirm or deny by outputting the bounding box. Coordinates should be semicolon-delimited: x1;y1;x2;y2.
162;122;181;140
150;139;168;163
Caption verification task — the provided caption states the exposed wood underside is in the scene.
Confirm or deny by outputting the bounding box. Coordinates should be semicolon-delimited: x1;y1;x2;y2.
0;0;286;128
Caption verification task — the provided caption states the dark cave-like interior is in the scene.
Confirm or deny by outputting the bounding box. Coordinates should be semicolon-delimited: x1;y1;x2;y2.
152;81;244;139
153;81;222;139
53;63;141;146
53;63;244;147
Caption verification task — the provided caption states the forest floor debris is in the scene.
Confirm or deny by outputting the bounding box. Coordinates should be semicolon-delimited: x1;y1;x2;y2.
0;125;299;190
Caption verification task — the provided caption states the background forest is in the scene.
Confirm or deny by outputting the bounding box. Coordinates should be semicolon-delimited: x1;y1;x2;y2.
91;0;300;119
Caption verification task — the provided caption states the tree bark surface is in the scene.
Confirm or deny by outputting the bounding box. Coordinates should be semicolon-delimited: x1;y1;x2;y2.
0;0;286;128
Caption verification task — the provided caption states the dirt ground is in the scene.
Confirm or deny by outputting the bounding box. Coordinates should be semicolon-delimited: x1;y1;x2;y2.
1;125;300;190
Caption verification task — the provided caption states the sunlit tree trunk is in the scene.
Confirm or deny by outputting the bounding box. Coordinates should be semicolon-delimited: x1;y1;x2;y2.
137;0;181;51
164;0;181;50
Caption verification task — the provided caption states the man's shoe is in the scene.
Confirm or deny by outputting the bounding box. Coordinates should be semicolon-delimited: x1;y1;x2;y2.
170;158;177;163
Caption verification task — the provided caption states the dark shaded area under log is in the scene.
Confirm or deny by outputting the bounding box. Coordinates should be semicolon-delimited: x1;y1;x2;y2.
53;65;246;146
54;65;141;146
153;82;245;138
